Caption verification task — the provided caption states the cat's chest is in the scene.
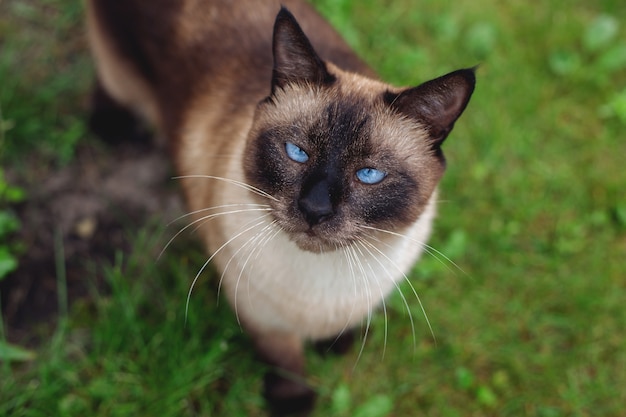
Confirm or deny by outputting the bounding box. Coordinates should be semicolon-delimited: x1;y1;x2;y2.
216;207;435;339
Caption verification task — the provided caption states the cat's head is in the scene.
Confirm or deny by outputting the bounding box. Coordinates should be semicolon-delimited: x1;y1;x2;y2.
243;8;475;253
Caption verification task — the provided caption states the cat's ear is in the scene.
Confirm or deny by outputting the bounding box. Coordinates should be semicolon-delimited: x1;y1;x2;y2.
386;68;476;145
271;7;334;93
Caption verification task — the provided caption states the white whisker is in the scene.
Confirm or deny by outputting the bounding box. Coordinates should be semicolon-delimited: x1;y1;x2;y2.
253;225;281;262
360;225;468;277
333;245;360;357
167;203;271;226
214;214;276;302
158;207;272;260
173;175;279;202
357;239;416;351
359;235;435;347
218;222;270;308
346;244;374;368
233;220;279;325
353;240;389;360
245;223;281;312
185;214;272;323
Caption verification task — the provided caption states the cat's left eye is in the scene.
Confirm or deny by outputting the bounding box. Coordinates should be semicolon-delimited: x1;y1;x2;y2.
285;142;309;163
356;167;387;184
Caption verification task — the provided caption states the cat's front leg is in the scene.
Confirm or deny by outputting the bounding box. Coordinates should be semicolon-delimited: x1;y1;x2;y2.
252;330;316;415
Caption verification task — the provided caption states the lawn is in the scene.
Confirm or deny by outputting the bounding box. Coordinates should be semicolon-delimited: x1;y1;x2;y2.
1;0;625;416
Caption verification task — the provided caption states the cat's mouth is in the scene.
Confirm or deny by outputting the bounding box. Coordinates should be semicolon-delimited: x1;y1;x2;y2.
277;218;357;254
290;229;346;253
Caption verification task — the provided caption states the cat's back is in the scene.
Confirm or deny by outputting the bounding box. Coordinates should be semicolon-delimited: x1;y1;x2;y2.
87;0;372;135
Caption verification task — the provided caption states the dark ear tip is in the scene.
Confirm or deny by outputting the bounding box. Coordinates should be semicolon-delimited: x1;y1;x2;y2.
275;6;295;23
273;7;302;42
453;67;477;88
271;4;334;91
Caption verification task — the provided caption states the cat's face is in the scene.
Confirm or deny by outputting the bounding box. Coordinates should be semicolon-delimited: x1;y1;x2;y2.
242;9;474;253
243;76;445;253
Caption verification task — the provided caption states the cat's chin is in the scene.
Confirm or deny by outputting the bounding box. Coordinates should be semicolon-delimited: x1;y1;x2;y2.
289;231;348;254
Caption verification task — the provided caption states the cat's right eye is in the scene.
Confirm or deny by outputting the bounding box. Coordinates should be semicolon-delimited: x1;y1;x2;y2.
356;167;387;184
285;142;309;163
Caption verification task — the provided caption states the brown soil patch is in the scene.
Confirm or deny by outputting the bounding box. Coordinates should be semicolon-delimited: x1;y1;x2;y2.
1;141;184;344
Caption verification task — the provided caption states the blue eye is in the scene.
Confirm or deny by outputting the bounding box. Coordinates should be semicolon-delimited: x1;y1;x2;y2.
356;167;386;184
285;142;309;163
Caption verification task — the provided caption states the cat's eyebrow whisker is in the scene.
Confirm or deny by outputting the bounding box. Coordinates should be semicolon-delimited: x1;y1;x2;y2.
159;207;273;260
360;225;468;277
185;214;273;323
173;174;279;202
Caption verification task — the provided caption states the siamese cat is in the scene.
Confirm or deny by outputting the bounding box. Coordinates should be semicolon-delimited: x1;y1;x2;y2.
87;0;475;414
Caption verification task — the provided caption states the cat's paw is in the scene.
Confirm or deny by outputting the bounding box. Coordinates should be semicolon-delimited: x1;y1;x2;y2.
314;329;355;356
264;371;316;416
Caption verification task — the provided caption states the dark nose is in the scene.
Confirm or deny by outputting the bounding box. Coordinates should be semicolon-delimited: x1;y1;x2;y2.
298;179;334;226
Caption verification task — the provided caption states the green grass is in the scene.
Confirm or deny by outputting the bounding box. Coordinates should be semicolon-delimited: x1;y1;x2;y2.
0;0;91;164
2;0;626;416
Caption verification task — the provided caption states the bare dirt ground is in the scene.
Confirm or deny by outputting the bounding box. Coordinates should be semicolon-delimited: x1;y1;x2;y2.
1;141;184;344
0;0;185;348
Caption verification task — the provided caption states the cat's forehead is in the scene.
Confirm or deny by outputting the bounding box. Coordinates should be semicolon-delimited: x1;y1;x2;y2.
259;77;432;159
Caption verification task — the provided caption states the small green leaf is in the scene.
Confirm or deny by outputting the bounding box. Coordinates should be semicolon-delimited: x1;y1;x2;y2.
491;370;511;390
455;367;475;390
601;89;626;124
613;204;626;227
476;385;498;407
465;22;497;59
595;44;626;74
331;383;352;414
0;168;26;203
353;394;393;417
58;394;89;415
537;406;563;417
0;340;36;362
0;247;19;279
0;211;20;237
548;51;582;76
583;15;619;53
441;229;468;259
431;14;460;42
